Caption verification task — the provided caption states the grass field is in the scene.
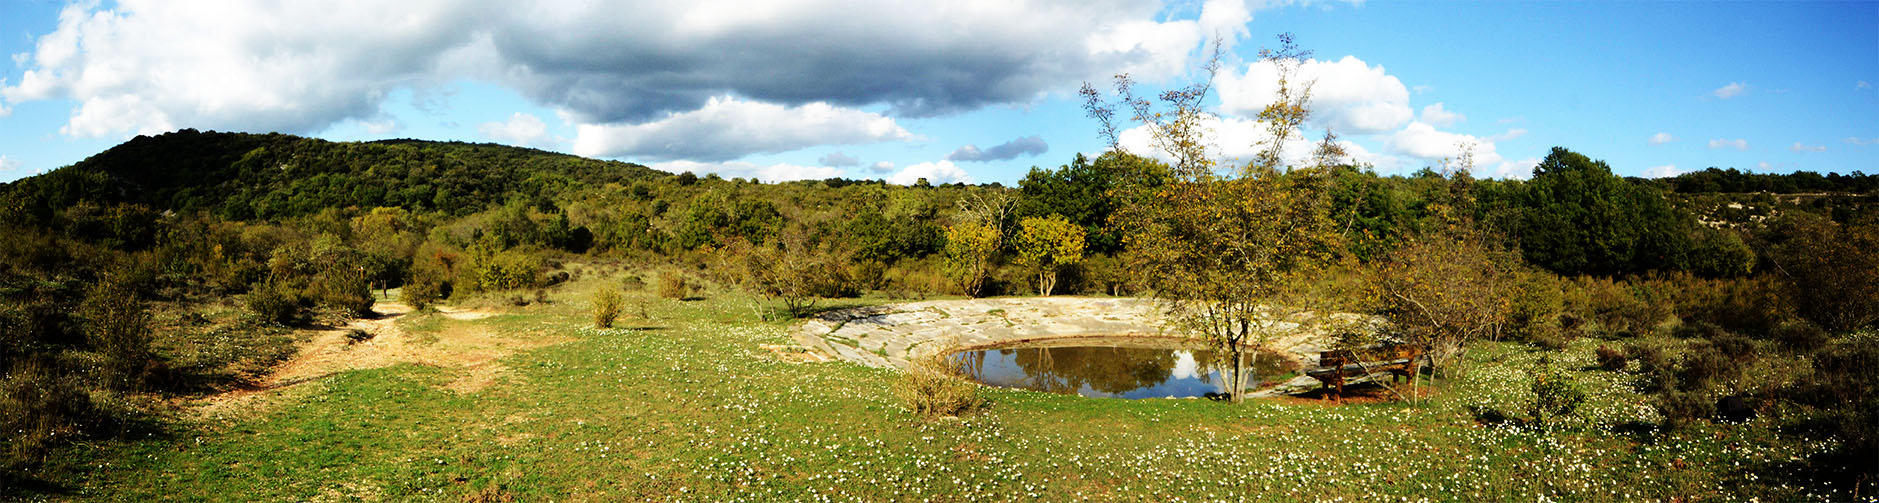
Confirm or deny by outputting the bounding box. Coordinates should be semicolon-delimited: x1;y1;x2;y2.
11;272;1857;502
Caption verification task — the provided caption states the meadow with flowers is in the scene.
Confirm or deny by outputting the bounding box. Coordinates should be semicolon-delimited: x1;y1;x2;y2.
15;266;1860;503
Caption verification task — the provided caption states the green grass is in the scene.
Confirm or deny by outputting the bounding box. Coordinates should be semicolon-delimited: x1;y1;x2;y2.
12;274;1856;502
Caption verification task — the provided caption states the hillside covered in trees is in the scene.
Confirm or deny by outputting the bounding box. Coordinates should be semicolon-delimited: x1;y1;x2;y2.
2;128;1877;498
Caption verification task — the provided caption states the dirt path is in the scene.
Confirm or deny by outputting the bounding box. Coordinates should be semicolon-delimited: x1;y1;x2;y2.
189;302;568;419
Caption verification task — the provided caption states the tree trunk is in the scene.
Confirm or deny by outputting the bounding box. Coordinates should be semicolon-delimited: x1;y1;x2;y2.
1231;348;1248;403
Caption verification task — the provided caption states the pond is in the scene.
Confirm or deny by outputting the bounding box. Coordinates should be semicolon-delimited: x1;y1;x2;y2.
946;338;1297;399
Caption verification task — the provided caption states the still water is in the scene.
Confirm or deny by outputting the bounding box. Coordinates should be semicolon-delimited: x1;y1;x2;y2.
947;338;1294;399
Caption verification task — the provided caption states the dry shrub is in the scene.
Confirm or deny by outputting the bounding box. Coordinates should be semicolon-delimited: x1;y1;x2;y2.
592;289;623;329
892;357;984;419
656;272;690;300
1595;345;1628;371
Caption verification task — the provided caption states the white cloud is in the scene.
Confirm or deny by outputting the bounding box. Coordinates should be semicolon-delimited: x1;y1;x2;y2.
1846;137;1878;146
1418;103;1464;127
0;155;20;174
868;161;896;174
1216;55;1413;134
358;118;398;135
1858;80;1872;90
818;151;859;167
1789;142;1826;153
1756;161;1773;171
650;159;843;183
572;96;912;161
1644;164;1681;179
1492;158;1539;180
886;160;972;185
1117;114;1306;168
1386;121;1505;168
4;1;488;137
477;112;551;147
947;135;1049;162
1707;138;1749;150
1648;132;1674;146
1713;82;1747;99
5;1;1282;139
1487;128;1527;142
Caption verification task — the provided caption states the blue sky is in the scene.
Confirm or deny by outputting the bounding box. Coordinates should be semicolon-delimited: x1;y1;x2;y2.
0;0;1873;185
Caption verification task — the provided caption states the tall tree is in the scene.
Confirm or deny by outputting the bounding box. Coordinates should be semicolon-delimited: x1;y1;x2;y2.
1086;34;1339;403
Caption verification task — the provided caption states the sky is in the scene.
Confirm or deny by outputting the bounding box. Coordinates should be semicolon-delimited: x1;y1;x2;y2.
0;0;1874;185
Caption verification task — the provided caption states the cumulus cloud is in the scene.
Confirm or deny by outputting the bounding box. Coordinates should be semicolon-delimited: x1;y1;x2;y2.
0;155;20;174
1644;164;1682;178
477;112;552;147
1216;55;1413;134
868;161;896;174
4;1;1280;139
1789;142;1826;153
1713;82;1747;99
1648;132;1675;146
886;160;972;185
650;159;843;182
947;135;1049;162
1386;121;1505;168
1707;138;1749;150
3;1;489;137
1492;158;1540;180
818;151;859;167
1418;103;1464;127
1117;114;1307;168
572;96;912;161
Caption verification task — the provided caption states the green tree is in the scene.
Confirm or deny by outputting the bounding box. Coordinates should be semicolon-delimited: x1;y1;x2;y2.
1086;34;1339;403
1013;215;1087;296
943;221;1000;297
1501;147;1692;276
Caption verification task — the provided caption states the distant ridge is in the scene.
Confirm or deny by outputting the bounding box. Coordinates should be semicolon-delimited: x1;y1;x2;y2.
1;129;666;219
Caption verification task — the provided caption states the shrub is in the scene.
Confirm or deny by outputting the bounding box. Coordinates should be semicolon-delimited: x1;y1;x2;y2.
307;266;373;317
0;361;97;473
1595;345;1628;371
892;357;984;419
656;272;690;300
1506;269;1565;342
592;289;623;329
1656;390;1714;431
1528;366;1587;427
79;278;156;391
401;266;450;311
246;281;305;325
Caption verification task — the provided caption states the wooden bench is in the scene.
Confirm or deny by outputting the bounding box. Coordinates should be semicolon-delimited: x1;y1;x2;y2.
1304;345;1425;399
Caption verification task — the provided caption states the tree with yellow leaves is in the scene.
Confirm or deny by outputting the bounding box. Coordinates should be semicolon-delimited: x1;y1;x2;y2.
1014;214;1086;296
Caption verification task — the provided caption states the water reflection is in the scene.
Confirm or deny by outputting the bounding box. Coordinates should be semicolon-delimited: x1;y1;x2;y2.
949;339;1293;399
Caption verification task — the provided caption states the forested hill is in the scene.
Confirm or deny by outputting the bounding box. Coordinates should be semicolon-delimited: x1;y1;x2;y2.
0;129;666;222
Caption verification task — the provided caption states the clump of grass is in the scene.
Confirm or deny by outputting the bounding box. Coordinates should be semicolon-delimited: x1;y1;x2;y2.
892;356;984;419
592;289;623;329
657;273;690;300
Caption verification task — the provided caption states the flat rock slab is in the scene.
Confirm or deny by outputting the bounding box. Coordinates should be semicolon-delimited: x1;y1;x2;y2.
793;297;1361;370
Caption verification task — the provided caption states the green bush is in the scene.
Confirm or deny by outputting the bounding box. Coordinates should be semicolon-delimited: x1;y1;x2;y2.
1528;366;1587;427
1655;390;1714;431
79;278;156;391
307;266;373;317
592;289;623;329
245;281;305;325
892;357;984;419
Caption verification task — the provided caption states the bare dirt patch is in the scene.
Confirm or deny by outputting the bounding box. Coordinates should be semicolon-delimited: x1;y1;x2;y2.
189;302;570;418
